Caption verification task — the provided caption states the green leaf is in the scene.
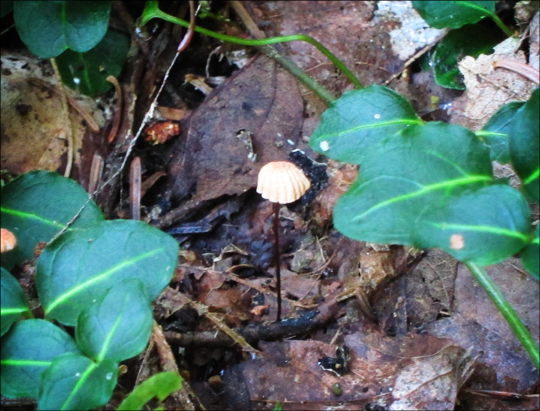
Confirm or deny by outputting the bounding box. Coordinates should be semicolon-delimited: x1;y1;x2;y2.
333;122;493;245
37;220;179;326
14;1;111;58
412;1;495;29
1;268;30;336
76;279;153;363
38;353;117;411
56;28;130;97
415;184;531;265
478;101;525;163
508;88;539;204
431;24;498;89
1;171;104;270
521;225;539;280
1;319;80;398
309;85;423;164
1;0;13;18
117;372;182;411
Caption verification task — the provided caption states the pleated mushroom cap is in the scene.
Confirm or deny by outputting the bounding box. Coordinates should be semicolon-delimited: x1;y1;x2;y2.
257;161;311;204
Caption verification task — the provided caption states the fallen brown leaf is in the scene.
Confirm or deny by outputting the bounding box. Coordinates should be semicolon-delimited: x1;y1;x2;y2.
167;54;304;203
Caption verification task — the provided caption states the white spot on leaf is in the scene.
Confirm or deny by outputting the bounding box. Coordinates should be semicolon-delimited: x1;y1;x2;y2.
320;141;330;151
374;114;381;119
450;234;464;250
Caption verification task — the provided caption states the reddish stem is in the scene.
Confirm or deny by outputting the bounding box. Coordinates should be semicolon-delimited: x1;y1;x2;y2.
273;202;282;321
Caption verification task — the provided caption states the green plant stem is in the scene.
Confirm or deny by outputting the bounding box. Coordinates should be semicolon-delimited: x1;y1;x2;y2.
490;14;514;37
465;262;539;369
139;1;362;99
458;1;514;37
257;44;336;103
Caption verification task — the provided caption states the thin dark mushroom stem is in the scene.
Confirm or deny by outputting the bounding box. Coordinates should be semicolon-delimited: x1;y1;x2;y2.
273;202;282;322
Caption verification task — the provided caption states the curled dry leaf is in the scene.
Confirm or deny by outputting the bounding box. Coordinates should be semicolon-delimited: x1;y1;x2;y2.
144;121;181;145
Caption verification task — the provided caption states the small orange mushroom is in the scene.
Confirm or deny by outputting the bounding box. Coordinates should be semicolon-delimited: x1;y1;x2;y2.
257;161;311;321
1;228;17;253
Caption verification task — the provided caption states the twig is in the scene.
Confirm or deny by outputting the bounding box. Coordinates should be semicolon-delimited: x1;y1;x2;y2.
88;153;104;195
130;157;142;220
152;322;204;411
106;75;123;143
493;60;540;84
164;288;343;348
50;58;74;178
175;291;261;353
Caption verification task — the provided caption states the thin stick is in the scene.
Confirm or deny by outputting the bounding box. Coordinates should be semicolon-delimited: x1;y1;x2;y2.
130;157;142;221
88;153;104;195
273;202;282;321
493;60;540;85
50;58;74;178
106;75;123;143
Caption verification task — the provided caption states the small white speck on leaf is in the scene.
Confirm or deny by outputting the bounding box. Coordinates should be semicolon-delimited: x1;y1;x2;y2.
320;141;330;151
374;114;381;119
450;234;465;250
105;372;113;380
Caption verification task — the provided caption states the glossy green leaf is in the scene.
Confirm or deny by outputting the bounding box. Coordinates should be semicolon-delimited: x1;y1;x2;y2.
14;1;111;58
56;28;130;97
37;220;179;326
1;319;80;398
415;184;531;265
508;88;539;204
309;85;423;164
431;24;498;89
478;101;525;163
333;122;494;244
0;171;104;269
38;353;117;411
77;279;153;363
117;372;182;411
521;225;539;280
1;268;30;336
412;1;495;29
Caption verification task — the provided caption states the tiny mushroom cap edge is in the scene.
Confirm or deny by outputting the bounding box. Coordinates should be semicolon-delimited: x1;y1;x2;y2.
1;228;17;253
257;161;311;204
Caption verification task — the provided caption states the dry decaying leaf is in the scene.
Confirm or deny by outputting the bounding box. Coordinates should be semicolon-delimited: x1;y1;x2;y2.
167;54;304;204
1;51;105;175
221;333;472;410
427;260;539;399
450;36;538;131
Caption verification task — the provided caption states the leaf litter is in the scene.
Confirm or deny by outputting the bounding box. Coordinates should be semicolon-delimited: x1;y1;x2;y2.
2;2;539;410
